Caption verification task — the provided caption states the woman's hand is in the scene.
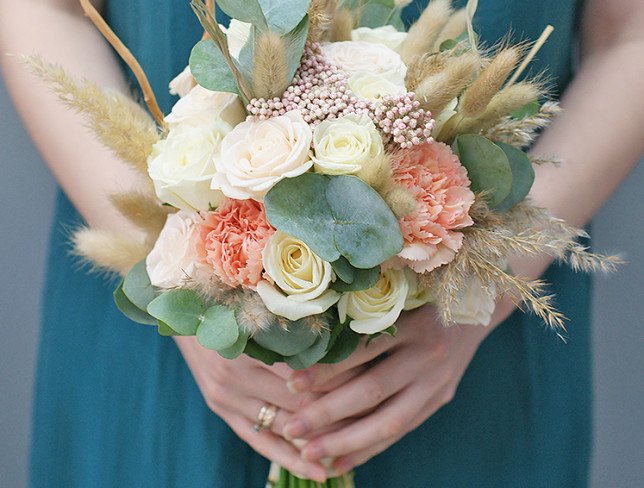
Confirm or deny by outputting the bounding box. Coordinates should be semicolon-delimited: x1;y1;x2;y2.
174;336;330;482
282;306;495;475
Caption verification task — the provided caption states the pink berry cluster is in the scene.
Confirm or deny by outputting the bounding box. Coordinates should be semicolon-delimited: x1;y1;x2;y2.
246;43;435;149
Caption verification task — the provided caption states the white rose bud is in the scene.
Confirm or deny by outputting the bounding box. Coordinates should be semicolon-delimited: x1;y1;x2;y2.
312;114;384;175
169;66;196;98
224;19;252;59
338;269;413;334
212;111;313;201
351;26;408;53
348;72;407;102
146;211;203;289
450;277;496;326
320;41;407;80
148;120;231;211
165;84;246;129
256;232;340;321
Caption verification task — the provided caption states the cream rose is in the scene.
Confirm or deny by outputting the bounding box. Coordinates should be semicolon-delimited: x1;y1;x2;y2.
146;211;203;289
404;269;434;311
338;269;413;334
212;111;313;201
312;114;384;175
351;26;407;53
348;72;407;102
449;277;496;326
320;41;407;79
148;120;231;211
165;84;246;128
256;232;340;320
169;66;196;98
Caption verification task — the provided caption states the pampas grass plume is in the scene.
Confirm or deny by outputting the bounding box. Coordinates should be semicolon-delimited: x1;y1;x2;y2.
72;228;151;276
398;0;453;63
252;30;289;99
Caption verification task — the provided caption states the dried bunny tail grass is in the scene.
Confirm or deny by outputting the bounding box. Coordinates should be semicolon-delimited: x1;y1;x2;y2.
72;227;151;276
415;51;481;115
399;0;453;64
484;101;562;147
252;30;289;100
405;53;447;92
384;186;418;219
235;291;275;334
329;7;354;42
356;152;394;192
432;8;468;51
109;191;172;239
24;56;159;175
459;46;522;118
307;0;337;43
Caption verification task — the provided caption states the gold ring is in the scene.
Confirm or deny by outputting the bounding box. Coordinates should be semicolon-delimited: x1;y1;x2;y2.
254;403;278;432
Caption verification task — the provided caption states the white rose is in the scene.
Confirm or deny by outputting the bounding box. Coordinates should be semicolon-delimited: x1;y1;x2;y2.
433;98;458;136
338;269;413;334
404;269;434;311
351;26;407;53
169;66;196;98
165;84;246;128
148;120;231;211
256;231;340;321
312;114;384;175
348;72;407;102
212;111;313;201
449;277;496;326
146;211;203;289
320;41;407;79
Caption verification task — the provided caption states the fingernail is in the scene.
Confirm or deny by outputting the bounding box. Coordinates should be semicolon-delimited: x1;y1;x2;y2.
302;444;325;462
284;419;309;439
287;372;313;393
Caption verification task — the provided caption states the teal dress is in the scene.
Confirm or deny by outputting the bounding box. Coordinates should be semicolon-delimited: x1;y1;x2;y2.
31;1;590;486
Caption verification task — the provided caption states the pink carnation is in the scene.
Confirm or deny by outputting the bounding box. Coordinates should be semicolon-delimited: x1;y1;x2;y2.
198;199;275;288
393;142;475;273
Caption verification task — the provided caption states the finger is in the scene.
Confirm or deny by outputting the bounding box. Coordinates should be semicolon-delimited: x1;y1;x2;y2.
300;384;424;462
283;351;420;439
225;412;328;483
312;364;368;393
238;366;321;412
287;336;395;393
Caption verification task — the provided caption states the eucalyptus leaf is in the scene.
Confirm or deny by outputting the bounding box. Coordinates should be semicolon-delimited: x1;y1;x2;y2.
510;100;540;120
264;174;403;269
147;289;206;336
439;39;458;52
113;281;157;325
331;257;356;284
494;142;536;211
189;40;240;94
157;321;179;337
453;134;512;208
254;320;318;357
331;265;380;292
282;15;309;83
285;328;331;370
196;305;240;351
218;331;249;360
360;4;398;28
259;0;311;34
320;325;361;364
244;340;283;365
122;260;157;312
217;0;267;28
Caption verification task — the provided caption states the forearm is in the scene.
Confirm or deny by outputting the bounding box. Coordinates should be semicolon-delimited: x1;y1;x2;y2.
0;0;142;233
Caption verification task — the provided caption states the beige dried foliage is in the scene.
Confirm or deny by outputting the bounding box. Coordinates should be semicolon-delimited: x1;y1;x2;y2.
72;228;151;276
385;186;418;219
24;56;159;175
109;191;172;239
415;51;480;115
484;101;562;148
398;0;453;64
252;30;289;99
329;7;354;42
308;0;338;43
405;53;447;92
356;153;394;192
432;8;468;51
459;47;521;118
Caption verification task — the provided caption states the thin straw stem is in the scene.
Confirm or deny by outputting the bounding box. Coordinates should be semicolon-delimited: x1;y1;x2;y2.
507;25;554;86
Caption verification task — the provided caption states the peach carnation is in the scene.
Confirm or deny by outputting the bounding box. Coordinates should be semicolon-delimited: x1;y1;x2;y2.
393;142;475;273
198;199;275;288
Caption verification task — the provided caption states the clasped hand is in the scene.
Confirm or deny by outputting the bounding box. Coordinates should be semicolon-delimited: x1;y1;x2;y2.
176;307;489;483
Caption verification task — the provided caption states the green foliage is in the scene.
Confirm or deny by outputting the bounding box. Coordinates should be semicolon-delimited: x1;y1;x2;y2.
218;331;250;359
113;281;157;325
344;0;404;29
122;260;158;312
264;173;403;269
189;40;240;94
217;0;268;28
282;16;310;84
320;322;361;364
196;305;240;351
259;0;312;34
157;321;179;337
244;340;284;365
331;258;380;292
285;328;331;369
147;289;206;336
453;134;513;208
494;142;535;211
510;100;540;120
254;320;319;356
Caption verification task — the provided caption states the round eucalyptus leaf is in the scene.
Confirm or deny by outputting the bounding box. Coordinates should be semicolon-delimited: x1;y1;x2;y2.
494;142;536;211
113;281;157;325
320;326;361;364
453;134;513;208
189;40;240;94
284;328;331;370
244;340;284;366
147;289;205;336
196;305;240;351
218;331;249;360
122;260;157;312
254;319;318;357
157;321;179;337
331;265;380;293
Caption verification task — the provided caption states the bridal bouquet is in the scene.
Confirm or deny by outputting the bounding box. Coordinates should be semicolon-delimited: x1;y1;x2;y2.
27;0;620;486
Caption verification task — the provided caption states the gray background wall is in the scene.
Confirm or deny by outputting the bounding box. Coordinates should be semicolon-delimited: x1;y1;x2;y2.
1;75;642;487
